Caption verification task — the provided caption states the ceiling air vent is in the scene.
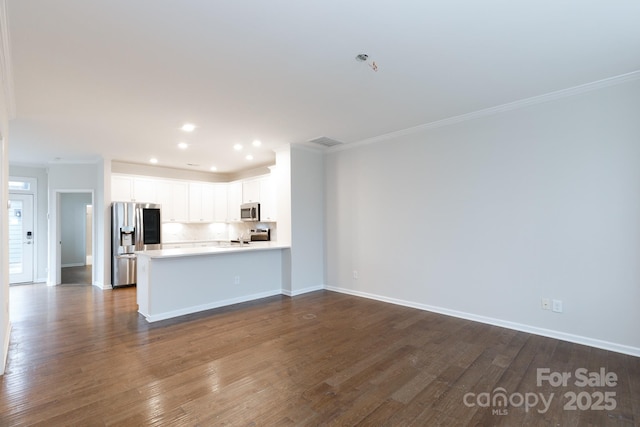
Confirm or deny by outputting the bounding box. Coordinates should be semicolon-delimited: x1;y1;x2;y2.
308;136;344;148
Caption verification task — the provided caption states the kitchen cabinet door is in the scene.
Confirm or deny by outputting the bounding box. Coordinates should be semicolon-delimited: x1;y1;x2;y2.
213;184;228;222
157;181;188;222
161;243;194;249
202;184;215;222
112;175;158;203
189;183;215;222
112;175;133;201
227;182;242;222
242;179;260;203
133;178;157;203
259;176;277;221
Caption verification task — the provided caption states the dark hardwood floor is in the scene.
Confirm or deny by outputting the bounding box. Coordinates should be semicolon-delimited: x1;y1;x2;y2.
0;283;638;426
61;265;92;285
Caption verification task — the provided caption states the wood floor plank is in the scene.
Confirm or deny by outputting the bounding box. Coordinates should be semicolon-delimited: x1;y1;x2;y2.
0;284;638;426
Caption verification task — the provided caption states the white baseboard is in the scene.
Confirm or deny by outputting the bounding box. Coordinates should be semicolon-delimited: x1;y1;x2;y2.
325;285;640;358
93;281;111;290
282;284;324;297
1;321;11;375
141;289;282;323
61;263;85;268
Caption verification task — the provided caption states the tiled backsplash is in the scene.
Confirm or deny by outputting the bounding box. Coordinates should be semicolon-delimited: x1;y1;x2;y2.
162;222;277;243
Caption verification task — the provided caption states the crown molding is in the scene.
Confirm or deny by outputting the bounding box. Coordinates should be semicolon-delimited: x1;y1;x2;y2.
0;0;15;119
330;70;640;153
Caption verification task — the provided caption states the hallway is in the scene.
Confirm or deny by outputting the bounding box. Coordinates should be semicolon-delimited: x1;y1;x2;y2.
61;265;92;285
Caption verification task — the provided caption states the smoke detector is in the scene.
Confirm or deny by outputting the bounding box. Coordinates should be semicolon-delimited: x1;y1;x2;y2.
355;53;378;72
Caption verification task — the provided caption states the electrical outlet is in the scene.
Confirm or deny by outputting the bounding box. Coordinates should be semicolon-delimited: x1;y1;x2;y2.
552;299;563;313
353;270;359;279
234;276;240;285
541;298;551;310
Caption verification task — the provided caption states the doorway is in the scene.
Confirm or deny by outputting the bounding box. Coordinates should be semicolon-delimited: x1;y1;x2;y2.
60;193;93;285
8;194;34;284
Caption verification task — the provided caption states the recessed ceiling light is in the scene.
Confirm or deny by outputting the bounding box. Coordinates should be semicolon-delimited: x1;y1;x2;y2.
233;144;243;151
150;158;158;164
246;154;254;161
210;166;218;172
181;123;196;132
178;142;188;149
252;139;262;147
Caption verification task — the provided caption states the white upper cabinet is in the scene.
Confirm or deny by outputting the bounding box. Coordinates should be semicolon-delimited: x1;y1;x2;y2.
188;183;215;223
240;175;277;221
213;184;228;222
156;180;188;222
259;175;277;221
133;178;157;203
112;175;157;203
111;173;275;224
227;182;242;222
111;175;133;202
242;179;260;203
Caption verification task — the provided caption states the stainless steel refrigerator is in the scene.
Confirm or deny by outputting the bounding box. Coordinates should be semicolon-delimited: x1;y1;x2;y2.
111;202;162;287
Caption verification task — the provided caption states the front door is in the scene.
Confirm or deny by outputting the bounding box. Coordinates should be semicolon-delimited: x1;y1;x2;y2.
9;194;34;284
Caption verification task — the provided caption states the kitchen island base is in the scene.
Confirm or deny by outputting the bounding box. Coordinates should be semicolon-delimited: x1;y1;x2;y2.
136;245;288;322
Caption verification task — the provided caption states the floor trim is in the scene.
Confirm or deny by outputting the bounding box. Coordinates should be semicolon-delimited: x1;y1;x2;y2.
141;289;283;323
325;285;640;358
282;284;325;297
1;321;11;375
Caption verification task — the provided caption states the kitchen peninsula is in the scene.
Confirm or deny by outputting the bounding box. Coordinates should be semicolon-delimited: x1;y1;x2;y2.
136;242;290;322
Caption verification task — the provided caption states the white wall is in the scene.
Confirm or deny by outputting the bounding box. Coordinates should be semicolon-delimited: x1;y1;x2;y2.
60;192;92;267
290;145;325;294
0;0;12;374
98;160;110;288
274;145;325;295
325;77;640;356
0;134;7;375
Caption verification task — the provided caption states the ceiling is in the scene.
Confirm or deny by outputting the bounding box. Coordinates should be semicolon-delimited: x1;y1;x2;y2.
6;0;640;174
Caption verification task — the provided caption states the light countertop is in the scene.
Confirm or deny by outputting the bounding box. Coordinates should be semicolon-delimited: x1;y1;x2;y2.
136;241;289;259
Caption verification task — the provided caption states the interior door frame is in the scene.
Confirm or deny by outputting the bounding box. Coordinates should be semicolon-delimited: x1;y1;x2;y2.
53;190;95;286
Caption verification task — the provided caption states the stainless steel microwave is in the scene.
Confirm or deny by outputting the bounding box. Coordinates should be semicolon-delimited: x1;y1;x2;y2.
240;202;260;221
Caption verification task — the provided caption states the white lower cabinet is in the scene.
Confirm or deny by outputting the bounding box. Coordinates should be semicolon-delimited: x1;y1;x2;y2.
162;243;195;249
